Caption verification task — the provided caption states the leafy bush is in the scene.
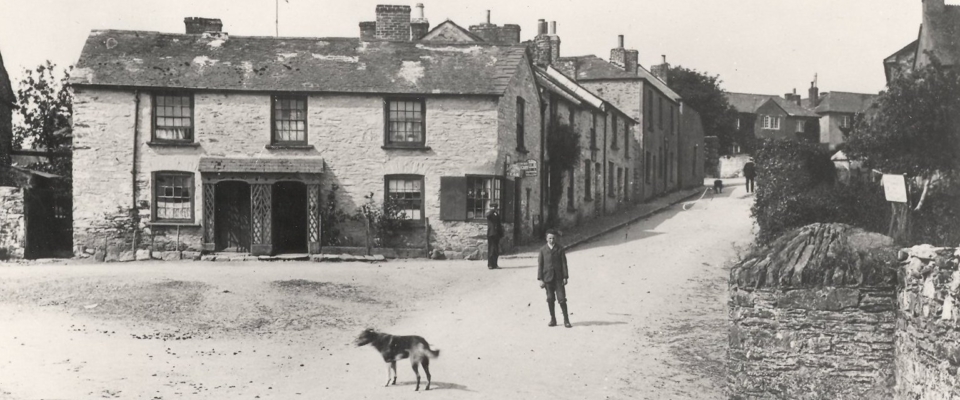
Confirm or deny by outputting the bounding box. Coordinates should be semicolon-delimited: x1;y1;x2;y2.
912;192;960;246
354;192;408;248
751;140;889;244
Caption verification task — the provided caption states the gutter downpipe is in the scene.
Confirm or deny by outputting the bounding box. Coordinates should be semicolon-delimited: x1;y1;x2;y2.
132;90;140;252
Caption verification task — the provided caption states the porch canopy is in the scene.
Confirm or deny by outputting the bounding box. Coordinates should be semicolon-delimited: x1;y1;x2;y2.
197;157;324;255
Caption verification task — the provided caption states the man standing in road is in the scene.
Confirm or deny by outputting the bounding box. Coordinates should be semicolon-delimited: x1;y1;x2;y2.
743;160;757;193
486;203;504;269
538;230;571;328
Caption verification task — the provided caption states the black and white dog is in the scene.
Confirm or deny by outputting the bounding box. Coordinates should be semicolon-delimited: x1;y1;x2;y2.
355;328;440;391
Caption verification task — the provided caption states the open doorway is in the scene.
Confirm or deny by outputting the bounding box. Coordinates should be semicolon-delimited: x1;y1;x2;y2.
272;181;307;254
215;181;251;252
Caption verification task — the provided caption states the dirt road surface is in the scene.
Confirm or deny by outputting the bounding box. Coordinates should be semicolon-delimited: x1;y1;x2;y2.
0;180;754;399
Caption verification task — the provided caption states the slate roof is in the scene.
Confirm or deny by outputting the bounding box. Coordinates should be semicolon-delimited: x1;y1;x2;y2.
69;30;528;96
556;55;682;102
533;66;637;123
0;50;16;106
198;157;324;174
812;92;878;114
767;97;819;118
726;92;778;114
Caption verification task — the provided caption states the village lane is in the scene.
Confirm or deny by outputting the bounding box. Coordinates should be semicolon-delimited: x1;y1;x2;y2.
0;180;754;400
317;181;755;400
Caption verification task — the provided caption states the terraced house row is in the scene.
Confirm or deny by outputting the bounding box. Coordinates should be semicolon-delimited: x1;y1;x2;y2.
67;4;705;259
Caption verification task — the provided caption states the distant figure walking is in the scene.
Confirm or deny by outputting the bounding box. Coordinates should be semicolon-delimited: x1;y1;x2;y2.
743;160;757;193
485;203;504;269
538;230;571;328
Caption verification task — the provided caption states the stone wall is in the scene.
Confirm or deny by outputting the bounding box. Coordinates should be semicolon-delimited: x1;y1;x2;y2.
720;154;752;179
728;223;898;399
0;187;25;259
895;245;960;400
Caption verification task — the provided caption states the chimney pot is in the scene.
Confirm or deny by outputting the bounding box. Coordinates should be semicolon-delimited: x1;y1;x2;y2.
662;55;666;64
537;19;546;35
416;3;424;18
618;35;624;48
486;10;491;24
549;21;556;35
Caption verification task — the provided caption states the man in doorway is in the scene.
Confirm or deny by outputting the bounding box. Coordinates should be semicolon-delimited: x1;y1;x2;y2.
538;230;571;328
743;160;757;193
485;203;504;269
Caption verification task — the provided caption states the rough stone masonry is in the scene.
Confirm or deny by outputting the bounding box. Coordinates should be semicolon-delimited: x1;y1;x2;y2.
728;223;899;399
896;244;960;400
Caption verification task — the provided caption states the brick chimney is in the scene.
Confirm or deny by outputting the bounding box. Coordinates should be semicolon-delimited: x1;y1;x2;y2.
610;35;639;76
784;89;802;106
410;3;429;41
375;4;411;41
650;55;670;85
500;24;520;44
533;19;552;67
184;17;223;34
808;81;820;107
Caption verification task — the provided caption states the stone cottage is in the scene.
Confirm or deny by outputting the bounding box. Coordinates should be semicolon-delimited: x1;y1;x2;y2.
68;5;542;258
553;35;706;201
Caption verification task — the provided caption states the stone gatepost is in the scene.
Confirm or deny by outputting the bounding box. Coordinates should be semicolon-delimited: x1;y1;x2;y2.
895;245;960;400
728;223;898;399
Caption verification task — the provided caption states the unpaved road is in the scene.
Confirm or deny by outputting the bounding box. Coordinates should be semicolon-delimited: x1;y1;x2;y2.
0;180;753;399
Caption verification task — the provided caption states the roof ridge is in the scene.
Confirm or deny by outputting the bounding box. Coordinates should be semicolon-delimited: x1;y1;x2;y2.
91;29;523;47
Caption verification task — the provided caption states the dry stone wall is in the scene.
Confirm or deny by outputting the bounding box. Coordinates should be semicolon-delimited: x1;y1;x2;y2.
895;245;960;400
728;223;898;399
0;187;25;259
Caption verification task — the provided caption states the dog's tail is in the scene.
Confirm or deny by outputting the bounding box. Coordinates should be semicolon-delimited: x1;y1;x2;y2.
426;347;440;359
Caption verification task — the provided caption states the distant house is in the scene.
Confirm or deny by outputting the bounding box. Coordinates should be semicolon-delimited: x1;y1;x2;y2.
726;92;779;153
806;91;878;149
753;97;820;143
69;6;543;258
885;0;960;82
553;33;705;199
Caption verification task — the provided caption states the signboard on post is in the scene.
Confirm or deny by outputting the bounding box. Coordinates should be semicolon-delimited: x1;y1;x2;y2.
882;174;908;203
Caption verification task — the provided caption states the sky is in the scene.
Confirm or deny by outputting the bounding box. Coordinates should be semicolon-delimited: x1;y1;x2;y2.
0;0;921;97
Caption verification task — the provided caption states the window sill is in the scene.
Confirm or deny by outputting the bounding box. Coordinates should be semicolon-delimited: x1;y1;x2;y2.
147;221;201;227
265;144;314;150
147;142;200;148
382;145;432;151
516;147;529;154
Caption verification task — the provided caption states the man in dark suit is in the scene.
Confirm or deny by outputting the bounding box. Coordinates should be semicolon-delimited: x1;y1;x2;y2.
485;203;504;269
538;230;571;328
743;160;757;193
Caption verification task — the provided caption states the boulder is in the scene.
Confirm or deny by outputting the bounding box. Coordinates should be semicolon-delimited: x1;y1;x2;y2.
118;250;136;262
135;250;151;261
105;244;121;262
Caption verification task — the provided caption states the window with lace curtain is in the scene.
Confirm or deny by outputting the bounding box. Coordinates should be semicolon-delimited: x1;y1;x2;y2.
153;93;194;142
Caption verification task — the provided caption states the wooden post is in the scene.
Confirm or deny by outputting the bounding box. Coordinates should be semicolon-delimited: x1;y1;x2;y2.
364;216;371;256
424;217;430;258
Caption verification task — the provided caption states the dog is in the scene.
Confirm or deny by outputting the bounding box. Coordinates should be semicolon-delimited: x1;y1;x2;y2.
355;328;440;391
713;179;724;193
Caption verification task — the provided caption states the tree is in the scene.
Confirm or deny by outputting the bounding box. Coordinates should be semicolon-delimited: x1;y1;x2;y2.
666;66;742;155
13;61;73;177
845;57;960;243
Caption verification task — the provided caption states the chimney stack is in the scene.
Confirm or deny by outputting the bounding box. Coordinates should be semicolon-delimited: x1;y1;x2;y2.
184;17;223;34
410;3;429;41
610;35;638;76
375;4;411;41
548;21;560;64
486;10;491;24
809;81;820;107
651;54;670;85
533;19;552;67
360;21;377;40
